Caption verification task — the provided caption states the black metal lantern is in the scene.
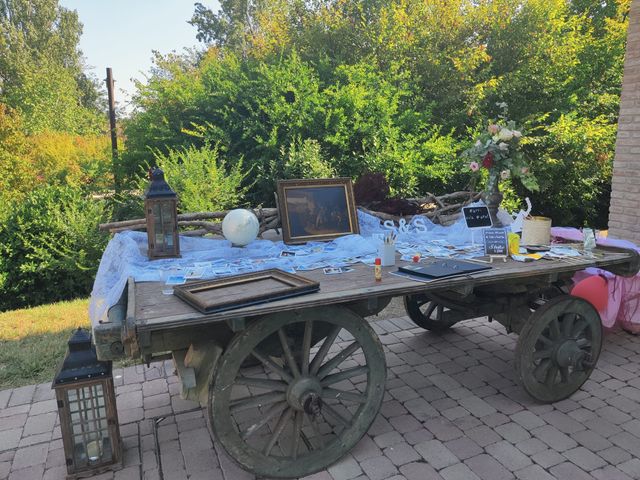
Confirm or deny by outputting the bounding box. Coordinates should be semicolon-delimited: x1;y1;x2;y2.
145;167;180;259
52;328;122;478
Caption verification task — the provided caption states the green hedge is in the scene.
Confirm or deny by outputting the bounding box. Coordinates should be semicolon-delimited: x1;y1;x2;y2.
0;185;110;311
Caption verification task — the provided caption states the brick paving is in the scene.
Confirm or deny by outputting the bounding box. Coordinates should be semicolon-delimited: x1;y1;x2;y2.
2;302;640;479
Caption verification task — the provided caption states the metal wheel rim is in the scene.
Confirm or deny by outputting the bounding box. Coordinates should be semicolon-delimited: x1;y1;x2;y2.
209;306;386;478
515;296;602;403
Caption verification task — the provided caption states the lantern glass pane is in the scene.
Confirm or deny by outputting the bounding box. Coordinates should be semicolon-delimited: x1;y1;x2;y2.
161;203;174;248
153;204;164;249
65;383;112;469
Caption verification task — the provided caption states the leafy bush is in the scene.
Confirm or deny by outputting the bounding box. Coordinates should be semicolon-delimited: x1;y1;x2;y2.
0;185;110;311
279;138;335;180
524;113;616;228
28;131;112;191
152;144;249;212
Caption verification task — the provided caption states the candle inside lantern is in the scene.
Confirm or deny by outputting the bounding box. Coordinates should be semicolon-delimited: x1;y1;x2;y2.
87;438;102;462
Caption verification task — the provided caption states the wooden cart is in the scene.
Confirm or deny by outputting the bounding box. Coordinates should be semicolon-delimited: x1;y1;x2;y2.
93;245;639;478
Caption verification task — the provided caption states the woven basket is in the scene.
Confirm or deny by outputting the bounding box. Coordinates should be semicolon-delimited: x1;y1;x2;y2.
521;216;552;246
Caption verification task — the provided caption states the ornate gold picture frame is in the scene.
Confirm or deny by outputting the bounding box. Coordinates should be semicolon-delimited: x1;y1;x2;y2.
277;178;360;244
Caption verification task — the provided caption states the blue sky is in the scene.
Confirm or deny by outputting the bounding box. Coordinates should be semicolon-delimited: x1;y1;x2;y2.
60;0;219;111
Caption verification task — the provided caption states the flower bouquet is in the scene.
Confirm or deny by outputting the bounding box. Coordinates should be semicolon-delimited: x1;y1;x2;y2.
464;104;538;226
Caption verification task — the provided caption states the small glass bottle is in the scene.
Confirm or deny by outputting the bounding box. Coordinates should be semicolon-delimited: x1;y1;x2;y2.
374;258;382;282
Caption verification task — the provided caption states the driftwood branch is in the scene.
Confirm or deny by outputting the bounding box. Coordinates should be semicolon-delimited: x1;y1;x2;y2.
98;191;478;237
361;191;480;226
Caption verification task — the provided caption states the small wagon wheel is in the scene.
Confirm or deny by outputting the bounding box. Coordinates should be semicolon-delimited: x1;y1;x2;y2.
515;295;603;403
403;294;458;332
208;306;386;478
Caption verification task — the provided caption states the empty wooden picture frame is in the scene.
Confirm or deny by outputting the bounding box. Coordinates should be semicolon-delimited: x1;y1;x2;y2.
172;269;320;314
277;178;360;244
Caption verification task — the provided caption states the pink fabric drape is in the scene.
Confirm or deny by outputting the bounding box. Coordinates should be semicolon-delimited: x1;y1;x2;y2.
551;227;640;333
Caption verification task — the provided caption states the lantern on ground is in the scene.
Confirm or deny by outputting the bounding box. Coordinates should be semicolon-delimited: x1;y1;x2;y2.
145;167;180;259
52;328;122;478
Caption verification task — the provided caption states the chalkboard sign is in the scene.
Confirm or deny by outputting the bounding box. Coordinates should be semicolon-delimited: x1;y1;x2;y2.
462;206;492;228
483;228;509;257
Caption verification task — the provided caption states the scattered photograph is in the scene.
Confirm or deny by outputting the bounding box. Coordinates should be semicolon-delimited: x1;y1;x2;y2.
323;267;354;275
165;275;187;285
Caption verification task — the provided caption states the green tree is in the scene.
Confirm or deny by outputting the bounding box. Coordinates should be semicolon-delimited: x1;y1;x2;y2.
0;0;103;134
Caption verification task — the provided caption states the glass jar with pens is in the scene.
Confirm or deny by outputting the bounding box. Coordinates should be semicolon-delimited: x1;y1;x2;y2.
379;232;396;266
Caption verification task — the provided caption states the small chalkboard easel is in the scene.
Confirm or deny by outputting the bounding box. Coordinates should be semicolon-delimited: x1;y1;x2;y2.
483;228;509;262
463;206;492;246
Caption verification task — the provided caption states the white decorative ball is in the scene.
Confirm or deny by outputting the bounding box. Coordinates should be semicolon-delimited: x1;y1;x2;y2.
222;209;259;246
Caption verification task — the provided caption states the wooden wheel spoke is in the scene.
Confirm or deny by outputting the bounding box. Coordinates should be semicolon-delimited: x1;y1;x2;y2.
310;325;342;375
241;401;288;439
317;341;360;380
321;366;369;387
301;320;313;375
533;349;551;362
278;328;301;378
562;313;576;337
308;416;325;448
251;349;293;383
559;366;570;384
436;304;444;321
321;388;366;404
571;319;589;338
263;408;293;456
300;428;314;451
423;301;437;318
534;359;552;382
291;411;303;459
230;392;286;415
544;364;558;387
538;334;554;347
576;338;591;349
549;318;561;340
322;403;351;428
235;377;288;391
414;295;430;308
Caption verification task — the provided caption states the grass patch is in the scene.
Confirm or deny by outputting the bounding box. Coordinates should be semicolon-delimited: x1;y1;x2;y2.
0;299;91;389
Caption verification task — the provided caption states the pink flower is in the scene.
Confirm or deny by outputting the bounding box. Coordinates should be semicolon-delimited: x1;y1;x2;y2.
488;124;500;135
521;167;529;175
470;161;479;172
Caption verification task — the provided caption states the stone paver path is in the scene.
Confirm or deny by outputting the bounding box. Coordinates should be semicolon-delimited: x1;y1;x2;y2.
2;309;640;480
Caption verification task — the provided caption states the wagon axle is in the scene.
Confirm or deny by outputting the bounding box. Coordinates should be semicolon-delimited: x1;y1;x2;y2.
286;376;323;414
554;339;589;370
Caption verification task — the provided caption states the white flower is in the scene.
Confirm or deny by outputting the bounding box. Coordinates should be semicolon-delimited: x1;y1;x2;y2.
475;140;482;147
500;170;510;180
498;129;513;141
512;130;522;138
498;142;509;151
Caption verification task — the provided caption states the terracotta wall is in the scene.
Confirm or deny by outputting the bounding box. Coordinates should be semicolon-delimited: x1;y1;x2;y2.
609;0;640;241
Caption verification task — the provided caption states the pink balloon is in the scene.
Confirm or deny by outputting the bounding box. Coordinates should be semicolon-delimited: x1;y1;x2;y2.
571;275;609;313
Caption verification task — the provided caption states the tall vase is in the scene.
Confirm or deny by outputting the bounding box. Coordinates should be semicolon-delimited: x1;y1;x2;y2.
482;172;503;227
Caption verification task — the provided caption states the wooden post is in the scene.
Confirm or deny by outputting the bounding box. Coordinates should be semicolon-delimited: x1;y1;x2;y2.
106;67;120;191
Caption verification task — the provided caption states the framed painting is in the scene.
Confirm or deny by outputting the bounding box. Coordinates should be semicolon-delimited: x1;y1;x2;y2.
277;178;360;244
172;269;320;314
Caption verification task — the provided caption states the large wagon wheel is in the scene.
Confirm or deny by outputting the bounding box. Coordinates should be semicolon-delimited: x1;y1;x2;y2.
208;306;386;478
403;294;458;332
515;295;602;403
